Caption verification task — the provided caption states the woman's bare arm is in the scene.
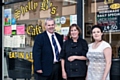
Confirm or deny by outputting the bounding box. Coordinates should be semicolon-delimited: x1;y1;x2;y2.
102;47;112;80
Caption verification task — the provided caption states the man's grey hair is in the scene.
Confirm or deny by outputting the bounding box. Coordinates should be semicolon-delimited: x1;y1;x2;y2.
45;17;55;25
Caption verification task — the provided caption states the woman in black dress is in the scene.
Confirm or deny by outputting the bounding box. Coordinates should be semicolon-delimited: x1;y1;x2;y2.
60;24;88;80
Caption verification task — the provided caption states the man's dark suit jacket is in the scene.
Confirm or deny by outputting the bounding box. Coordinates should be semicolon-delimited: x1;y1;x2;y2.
32;31;63;76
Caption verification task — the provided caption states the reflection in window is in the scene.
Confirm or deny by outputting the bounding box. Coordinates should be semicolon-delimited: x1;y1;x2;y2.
69;0;77;4
62;0;77;6
63;1;69;6
84;0;120;58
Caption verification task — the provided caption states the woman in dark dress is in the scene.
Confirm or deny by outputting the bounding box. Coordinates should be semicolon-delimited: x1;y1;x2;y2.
60;24;88;80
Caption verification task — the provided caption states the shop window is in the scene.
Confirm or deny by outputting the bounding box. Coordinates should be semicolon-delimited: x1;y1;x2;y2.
84;0;120;58
3;0;76;79
111;33;120;58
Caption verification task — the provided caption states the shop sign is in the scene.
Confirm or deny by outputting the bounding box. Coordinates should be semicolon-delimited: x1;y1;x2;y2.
97;0;120;32
14;0;57;19
104;0;114;4
9;51;33;61
26;24;43;36
40;0;57;15
110;3;120;9
97;11;120;32
14;1;38;19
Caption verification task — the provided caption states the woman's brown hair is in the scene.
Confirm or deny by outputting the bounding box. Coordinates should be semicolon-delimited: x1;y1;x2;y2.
67;24;82;39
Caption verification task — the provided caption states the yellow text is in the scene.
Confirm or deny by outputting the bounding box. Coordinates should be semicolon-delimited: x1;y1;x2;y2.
26;24;43;36
104;0;114;4
20;1;38;15
9;52;32;60
14;0;57;19
40;0;57;15
51;6;57;15
14;0;38;19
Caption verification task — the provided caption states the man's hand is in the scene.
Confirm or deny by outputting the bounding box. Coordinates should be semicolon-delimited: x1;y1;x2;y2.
37;70;43;73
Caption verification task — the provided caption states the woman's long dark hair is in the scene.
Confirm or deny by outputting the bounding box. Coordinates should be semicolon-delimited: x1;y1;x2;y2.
91;25;104;42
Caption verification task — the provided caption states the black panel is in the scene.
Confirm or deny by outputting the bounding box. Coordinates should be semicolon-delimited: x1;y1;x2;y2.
0;0;2;79
77;0;83;38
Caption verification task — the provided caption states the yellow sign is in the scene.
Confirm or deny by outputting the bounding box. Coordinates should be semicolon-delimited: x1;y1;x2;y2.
41;0;52;10
41;0;57;15
14;1;38;19
9;52;32;60
110;3;120;9
51;7;57;15
104;0;114;4
26;24;43;36
14;0;57;20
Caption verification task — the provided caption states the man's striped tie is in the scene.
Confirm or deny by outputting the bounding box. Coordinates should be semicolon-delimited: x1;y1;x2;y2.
51;35;59;61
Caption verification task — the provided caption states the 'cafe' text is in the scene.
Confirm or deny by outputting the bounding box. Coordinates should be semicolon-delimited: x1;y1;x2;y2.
26;24;43;36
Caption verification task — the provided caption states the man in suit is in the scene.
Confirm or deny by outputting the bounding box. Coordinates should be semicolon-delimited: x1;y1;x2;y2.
32;17;63;80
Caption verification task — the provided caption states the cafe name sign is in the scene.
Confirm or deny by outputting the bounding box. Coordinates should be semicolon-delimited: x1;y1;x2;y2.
14;0;57;19
26;24;43;36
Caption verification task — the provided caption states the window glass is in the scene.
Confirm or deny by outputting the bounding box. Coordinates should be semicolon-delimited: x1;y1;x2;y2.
3;0;77;79
84;0;120;58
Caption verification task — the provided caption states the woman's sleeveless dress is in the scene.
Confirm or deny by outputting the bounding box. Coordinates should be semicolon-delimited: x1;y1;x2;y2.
87;41;111;80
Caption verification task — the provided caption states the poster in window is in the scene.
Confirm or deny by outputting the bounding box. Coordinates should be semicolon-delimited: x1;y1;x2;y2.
85;23;92;37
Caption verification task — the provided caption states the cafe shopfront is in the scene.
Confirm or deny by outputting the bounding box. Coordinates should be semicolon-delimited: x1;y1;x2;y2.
3;0;120;80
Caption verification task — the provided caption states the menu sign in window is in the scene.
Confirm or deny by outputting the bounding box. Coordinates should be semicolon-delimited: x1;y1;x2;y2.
96;0;120;32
